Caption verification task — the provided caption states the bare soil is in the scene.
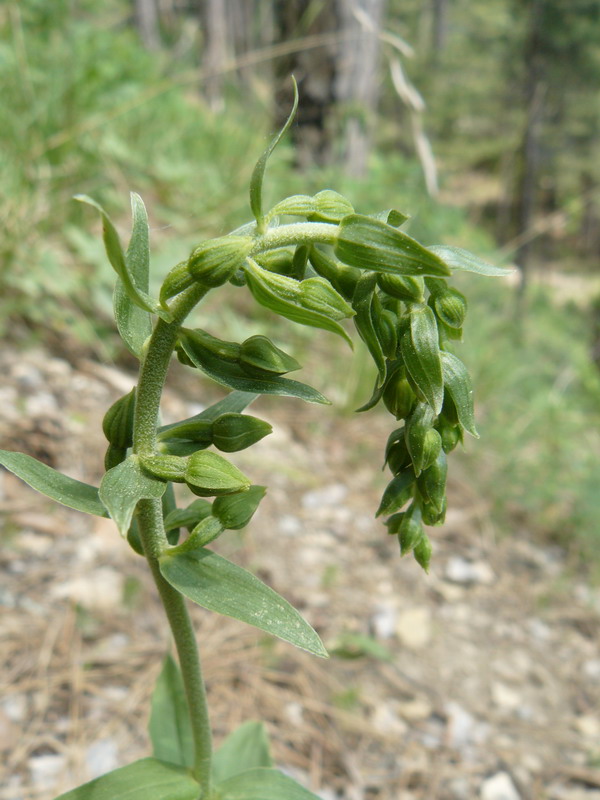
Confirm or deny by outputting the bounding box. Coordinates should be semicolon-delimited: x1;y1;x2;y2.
1;347;599;800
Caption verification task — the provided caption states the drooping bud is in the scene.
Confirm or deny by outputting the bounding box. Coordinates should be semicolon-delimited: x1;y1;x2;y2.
376;469;415;517
421;496;447;526
417;449;447;513
157;418;213;445
413;533;432;572
212;485;266;530
388;504;424;556
185;451;251;496
308;245;360;300
383;371;416;420
239;335;301;376
421;428;443;471
160;260;195;304
310;190;354;222
377;273;424;303
405;402;436;476
140;454;188;483
178;328;241;364
434;288;467;329
211;413;272;452
188;235;253;287
102;389;136;449
435;417;461;453
299;277;354;320
254;248;295;276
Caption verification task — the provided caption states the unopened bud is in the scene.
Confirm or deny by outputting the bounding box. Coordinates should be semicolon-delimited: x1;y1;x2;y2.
212;485;266;530
161;260;194;304
299;277;354;320
310;190;354;222
377;273;424;303
140;454;187;483
417;449;447;513
239;335;301;376
383;372;416;420
434;288;467;329
405;402;436;476
102;389;136;449
413;533;432;572
211;413;272;452
188;235;253;287
185;451;251;496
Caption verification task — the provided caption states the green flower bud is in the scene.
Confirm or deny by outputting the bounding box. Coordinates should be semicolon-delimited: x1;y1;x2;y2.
383;372;416;420
185;451;251;496
377;273;425;303
310;190;354;222
160;260;195;304
434;288;467;329
308;245;360;300
376;469;415;517
417;449;447;513
102;389;136;448
421;496;447;526
212;485;266;530
179;328;241;363
299;277;354;320
421;428;442;471
254;248;295;276
413;534;432;572
268;195;316;218
212;413;272;452
372;299;398;360
140;454;188;483
394;505;424;556
405;402;436;476
157;419;213;444
104;443;127;471
436;417;461;453
239;335;301;376
188;235;253;287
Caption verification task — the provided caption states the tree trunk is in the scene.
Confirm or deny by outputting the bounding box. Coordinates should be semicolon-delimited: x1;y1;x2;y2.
133;0;161;51
335;0;387;178
201;0;229;112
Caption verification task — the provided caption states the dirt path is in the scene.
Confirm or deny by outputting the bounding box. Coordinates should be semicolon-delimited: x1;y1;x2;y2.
1;348;599;800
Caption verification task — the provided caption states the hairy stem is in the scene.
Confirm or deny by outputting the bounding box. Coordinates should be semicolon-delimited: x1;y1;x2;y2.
132;282;212;792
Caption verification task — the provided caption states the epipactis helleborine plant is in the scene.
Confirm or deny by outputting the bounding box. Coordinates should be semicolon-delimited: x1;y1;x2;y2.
0;82;510;800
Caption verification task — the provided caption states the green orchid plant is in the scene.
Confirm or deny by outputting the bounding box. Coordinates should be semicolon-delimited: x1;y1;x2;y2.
0;84;509;799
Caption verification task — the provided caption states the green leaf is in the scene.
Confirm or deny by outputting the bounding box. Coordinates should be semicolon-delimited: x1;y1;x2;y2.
159;549;328;657
212;722;272;784
158;392;259;436
244;260;353;346
74;195;172;322
428;245;513;276
178;331;330;406
352;272;386;385
330;632;393;662
163;499;212;532
250;77;298;231
0;450;107;516
440;351;479;437
335;215;451;277
216;767;321;800
401;305;444;414
114;193;153;358
99;456;166;536
53;758;199;800
149;654;194;768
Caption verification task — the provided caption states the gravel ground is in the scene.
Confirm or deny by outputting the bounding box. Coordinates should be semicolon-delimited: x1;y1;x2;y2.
1;347;600;800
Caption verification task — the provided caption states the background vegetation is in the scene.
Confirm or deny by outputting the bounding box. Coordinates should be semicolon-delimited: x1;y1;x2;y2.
2;0;599;568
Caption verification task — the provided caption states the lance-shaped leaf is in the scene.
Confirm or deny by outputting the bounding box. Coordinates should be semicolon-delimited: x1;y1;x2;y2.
212;721;272;784
216;767;322;799
401;305;443;414
440;351;479;437
250;77;298;231
244;260;353;345
99;456;166;536
178;330;330;405
428;245;513;276
114;192;153;358
54;758;199;800
0;450;107;516
352;272;386;385
74;195;172;323
335;215;451;277
159;548;328;657
149;655;193;768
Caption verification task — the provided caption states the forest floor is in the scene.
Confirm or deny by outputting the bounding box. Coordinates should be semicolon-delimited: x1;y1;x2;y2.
1;345;600;800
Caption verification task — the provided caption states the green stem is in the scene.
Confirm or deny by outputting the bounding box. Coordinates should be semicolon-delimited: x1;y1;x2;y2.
248;221;338;256
132;282;212;793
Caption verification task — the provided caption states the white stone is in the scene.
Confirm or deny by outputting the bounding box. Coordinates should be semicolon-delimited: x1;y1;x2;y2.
301;483;347;509
371;602;398;639
28;753;67;788
445;556;495;585
491;682;522;711
396;607;432;649
86;738;119;779
480;771;521;800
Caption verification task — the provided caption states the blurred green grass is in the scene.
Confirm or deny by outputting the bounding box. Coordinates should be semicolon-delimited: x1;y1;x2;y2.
2;1;599;569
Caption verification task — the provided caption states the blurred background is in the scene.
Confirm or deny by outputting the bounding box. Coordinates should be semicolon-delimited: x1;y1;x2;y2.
2;0;599;567
2;2;600;798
